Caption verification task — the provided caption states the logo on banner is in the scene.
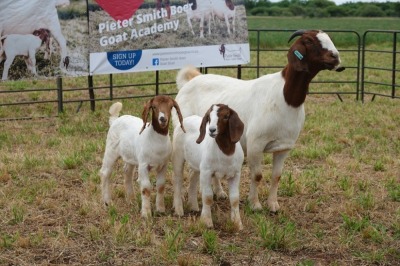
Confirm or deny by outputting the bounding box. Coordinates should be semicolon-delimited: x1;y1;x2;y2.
95;0;144;21
152;58;160;66
107;50;142;71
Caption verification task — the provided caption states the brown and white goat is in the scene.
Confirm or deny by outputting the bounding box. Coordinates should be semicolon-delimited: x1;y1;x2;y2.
100;95;185;218
0;28;51;80
173;30;345;213
172;104;244;229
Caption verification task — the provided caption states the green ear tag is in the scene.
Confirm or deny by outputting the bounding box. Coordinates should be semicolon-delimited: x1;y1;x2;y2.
294;50;304;60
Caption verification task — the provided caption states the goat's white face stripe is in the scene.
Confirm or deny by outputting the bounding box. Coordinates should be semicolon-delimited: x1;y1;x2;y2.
209;105;219;136
159;111;166;122
317;32;339;56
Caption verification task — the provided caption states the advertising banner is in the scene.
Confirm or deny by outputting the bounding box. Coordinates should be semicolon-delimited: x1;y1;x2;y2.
0;0;249;80
88;0;250;75
0;0;89;81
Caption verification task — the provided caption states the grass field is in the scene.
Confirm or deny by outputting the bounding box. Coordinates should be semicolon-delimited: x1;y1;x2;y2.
0;16;399;265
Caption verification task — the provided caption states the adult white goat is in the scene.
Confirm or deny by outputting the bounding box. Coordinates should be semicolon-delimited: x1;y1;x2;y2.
100;95;185;218
186;0;213;38
0;0;70;71
211;0;236;36
173;30;345;212
172;104;244;229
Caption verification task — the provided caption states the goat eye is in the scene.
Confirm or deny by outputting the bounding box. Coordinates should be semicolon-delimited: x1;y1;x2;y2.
224;115;229;120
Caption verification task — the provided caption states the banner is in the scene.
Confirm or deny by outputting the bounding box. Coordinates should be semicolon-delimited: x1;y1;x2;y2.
0;0;249;80
89;0;250;75
0;0;89;81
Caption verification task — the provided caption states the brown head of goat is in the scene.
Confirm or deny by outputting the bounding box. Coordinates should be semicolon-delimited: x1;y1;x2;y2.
196;104;244;156
140;95;185;135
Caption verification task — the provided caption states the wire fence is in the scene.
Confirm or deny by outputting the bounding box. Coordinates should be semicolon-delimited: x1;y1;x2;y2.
0;29;399;121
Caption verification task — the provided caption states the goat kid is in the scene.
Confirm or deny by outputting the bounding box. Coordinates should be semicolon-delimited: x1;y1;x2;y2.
173;30;345;213
172;104;244;229
100;95;185;218
0;28;51;80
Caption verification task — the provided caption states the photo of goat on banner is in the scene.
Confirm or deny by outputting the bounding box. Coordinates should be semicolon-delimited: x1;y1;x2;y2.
89;0;250;75
0;0;89;81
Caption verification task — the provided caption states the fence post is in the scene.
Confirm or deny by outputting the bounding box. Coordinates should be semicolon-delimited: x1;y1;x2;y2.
156;70;159;95
109;74;113;100
391;32;397;98
57;76;63;113
88;75;95;111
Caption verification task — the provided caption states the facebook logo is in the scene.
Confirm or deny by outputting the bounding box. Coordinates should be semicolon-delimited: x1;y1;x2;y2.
152;58;160;66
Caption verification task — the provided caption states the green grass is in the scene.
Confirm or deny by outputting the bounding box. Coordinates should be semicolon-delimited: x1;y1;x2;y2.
0;16;399;265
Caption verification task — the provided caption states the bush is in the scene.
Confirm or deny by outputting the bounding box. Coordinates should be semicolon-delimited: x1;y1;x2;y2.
357;5;386;17
250;6;269;16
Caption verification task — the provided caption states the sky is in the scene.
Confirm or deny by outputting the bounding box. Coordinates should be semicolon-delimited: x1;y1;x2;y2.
268;0;399;5
330;0;399;4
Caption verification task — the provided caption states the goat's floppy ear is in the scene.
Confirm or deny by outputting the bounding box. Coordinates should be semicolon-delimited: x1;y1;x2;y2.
172;99;186;133
288;42;309;72
139;98;153;134
196;108;210;144
228;109;244;143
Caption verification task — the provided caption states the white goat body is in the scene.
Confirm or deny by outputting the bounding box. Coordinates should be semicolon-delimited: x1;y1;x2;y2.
172;104;244;229
186;0;213;38
0;33;47;80
100;96;185;218
0;0;69;70
174;30;344;212
211;0;236;35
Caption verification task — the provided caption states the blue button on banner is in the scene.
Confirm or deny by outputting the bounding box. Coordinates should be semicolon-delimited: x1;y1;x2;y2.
107;50;142;71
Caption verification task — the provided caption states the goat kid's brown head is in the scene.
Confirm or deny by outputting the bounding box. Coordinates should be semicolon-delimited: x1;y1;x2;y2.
287;30;345;73
33;28;51;43
140;95;185;135
196;104;244;144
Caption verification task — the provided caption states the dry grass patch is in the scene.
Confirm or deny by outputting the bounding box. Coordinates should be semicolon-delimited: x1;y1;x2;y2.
0;95;399;265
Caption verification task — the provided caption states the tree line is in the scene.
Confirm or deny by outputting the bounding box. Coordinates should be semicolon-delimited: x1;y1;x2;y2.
244;0;400;17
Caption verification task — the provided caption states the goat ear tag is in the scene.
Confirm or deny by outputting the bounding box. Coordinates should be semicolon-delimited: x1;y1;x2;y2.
95;0;144;21
294;50;304;60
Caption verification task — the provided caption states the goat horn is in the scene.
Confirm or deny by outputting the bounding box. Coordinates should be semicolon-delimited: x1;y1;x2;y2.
288;30;307;43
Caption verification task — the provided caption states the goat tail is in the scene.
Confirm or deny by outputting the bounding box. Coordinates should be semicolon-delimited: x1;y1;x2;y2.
108;102;122;126
176;65;201;90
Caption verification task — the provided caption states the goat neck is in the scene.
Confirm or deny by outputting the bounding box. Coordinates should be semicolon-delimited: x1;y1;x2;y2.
281;64;319;108
215;131;236;156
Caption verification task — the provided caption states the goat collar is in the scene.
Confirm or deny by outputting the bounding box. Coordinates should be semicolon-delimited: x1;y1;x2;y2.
215;133;236;156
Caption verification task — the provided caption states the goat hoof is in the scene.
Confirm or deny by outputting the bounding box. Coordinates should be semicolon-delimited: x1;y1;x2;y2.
156;208;165;214
174;208;184;217
141;210;152;219
267;200;280;212
249;201;262;211
235;222;243;231
215;191;228;200
200;217;213;228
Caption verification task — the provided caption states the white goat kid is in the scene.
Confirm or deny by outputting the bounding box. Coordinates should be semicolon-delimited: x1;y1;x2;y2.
100;95;185;218
173;30;345;213
0;29;51;80
172;104;244;229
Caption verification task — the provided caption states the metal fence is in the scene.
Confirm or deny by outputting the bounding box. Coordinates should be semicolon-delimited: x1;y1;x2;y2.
361;30;400;102
0;29;399;121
